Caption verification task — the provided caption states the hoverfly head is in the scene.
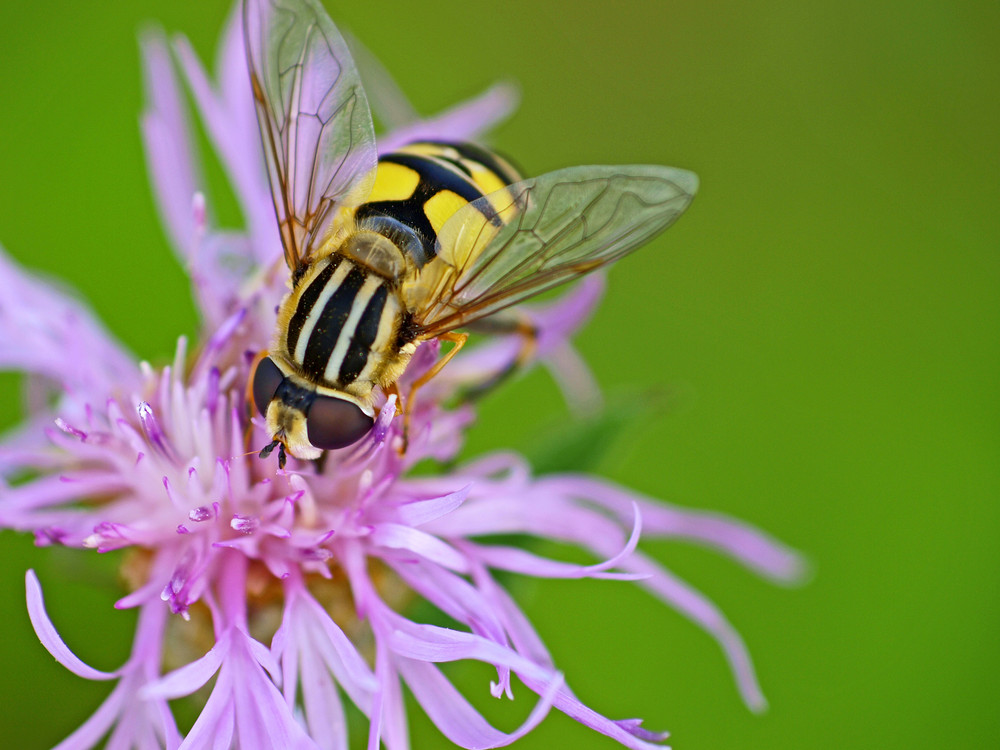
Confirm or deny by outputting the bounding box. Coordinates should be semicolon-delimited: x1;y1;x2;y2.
250;354;374;464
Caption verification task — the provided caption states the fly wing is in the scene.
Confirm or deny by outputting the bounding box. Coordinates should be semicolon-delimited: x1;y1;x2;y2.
404;164;698;336
243;0;378;272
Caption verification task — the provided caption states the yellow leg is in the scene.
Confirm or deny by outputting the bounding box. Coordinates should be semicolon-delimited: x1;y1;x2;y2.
383;382;404;416
463;316;538;400
511;319;538;369
400;332;468;452
413;332;469;391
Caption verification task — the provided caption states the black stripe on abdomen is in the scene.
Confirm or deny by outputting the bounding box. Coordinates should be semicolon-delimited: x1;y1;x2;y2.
338;283;389;385
424;140;523;185
356;152;503;265
301;266;366;382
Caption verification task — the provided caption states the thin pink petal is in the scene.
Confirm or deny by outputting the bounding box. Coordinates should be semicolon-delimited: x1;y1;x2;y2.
371;523;469;572
142;631;228;700
367;644;409;750
298;641;348;750
424;493;625;544
378;82;519;154
469;563;555;668
171;33;276;265
385;558;507;646
230;634;316;750
623;550;768;712
374;485;470;527
302;593;378;698
461;501;645;580
383;613;552;684
25;570;120;681
540;475;806;582
179;665;235;750
0;247;139;401
51;681;129;750
397;658;563;749
139;29;202;266
518;674;672;750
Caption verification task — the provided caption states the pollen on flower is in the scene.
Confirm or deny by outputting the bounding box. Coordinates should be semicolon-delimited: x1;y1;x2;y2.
188;503;218;522
0;1;805;749
231;514;260;534
54;417;87;441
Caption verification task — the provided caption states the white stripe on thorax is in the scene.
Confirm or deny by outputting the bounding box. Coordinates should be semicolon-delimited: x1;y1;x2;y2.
323;274;383;383
356;292;401;384
293;260;351;364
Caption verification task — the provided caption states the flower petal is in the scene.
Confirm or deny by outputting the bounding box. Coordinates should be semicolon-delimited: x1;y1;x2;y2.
518;673;672;750
368;643;408;750
0;247;139;404
171;25;278;266
397;658;563;749
430;275;605;404
374;485;470;527
178;665;235;750
51;680;129;750
25;570;120;681
623;549;769;712
541;475;806;582
371;523;469;572
295;631;348;750
139;29;203;269
301;591;379;698
468;562;555;669
386;558;508;646
461;502;646;580
142;631;229;700
377;82;519;154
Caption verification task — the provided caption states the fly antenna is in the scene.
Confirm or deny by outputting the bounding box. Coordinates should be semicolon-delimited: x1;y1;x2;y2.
230;449;263;460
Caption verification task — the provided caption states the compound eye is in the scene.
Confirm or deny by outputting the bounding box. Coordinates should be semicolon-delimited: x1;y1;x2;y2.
251;356;284;418
306;395;374;450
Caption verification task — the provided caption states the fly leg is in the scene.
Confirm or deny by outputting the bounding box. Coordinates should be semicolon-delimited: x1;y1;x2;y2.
462;311;539;401
382;382;404;416
399;331;468;453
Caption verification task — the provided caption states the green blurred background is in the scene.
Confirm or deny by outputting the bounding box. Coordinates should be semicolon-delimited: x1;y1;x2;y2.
1;1;997;748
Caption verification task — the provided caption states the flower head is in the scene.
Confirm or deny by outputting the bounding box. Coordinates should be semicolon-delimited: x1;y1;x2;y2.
0;3;803;749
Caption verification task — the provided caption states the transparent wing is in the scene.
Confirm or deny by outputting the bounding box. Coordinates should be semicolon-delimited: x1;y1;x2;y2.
405;164;698;336
243;0;377;272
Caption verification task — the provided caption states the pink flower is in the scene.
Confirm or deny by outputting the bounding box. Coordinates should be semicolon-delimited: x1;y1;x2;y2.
0;3;803;748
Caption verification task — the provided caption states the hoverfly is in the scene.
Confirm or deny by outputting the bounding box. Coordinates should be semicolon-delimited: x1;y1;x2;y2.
244;0;698;467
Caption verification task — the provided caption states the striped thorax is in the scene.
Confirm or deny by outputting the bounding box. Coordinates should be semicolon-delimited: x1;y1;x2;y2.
277;254;407;407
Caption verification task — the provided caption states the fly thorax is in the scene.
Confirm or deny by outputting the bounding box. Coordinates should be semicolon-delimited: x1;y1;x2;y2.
281;254;406;395
340;229;409;280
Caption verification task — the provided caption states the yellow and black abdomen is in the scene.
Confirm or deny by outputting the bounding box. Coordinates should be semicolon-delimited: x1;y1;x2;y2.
355;141;522;269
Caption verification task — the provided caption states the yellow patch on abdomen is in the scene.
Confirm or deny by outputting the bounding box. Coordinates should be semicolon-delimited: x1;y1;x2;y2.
367;161;421;203
423;190;471;235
